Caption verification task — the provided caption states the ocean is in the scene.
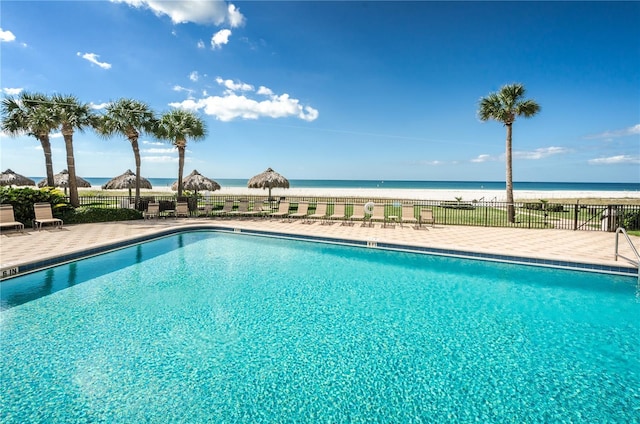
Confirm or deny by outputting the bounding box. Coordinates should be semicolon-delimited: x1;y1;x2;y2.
32;178;640;193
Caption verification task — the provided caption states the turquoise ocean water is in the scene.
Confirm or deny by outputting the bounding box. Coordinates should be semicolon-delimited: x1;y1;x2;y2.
31;178;640;192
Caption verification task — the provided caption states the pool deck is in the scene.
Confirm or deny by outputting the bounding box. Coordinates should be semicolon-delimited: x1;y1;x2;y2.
1;217;639;278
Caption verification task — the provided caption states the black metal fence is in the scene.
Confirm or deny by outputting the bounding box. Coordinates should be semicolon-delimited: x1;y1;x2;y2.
74;195;640;232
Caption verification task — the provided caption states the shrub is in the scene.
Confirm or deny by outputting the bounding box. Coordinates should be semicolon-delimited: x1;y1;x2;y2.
621;209;640;231
522;202;564;212
0;186;69;226
61;207;143;224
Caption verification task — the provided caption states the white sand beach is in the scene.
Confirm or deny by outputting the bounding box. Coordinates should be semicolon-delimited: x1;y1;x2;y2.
81;185;639;202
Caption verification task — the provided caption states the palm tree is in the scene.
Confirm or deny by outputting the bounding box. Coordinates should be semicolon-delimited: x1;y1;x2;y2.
155;109;207;197
478;83;540;223
1;92;58;187
96;99;156;206
51;94;96;207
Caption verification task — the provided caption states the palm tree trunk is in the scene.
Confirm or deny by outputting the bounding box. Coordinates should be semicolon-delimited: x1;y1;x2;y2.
62;126;79;207
39;135;55;187
505;123;515;223
177;145;185;197
130;138;142;207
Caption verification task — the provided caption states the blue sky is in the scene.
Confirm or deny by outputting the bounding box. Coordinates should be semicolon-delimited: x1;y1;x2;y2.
1;0;639;182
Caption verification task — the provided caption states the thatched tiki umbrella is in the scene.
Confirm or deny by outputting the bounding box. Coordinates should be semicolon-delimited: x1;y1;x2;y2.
247;167;290;200
0;169;36;187
171;169;220;195
38;169;91;194
102;169;152;198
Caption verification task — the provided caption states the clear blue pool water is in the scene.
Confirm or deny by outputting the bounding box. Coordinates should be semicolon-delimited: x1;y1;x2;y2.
1;231;638;422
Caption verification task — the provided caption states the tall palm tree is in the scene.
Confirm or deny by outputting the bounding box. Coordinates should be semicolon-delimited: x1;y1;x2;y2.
97;99;156;206
155;109;207;197
1;92;57;187
51;94;96;207
478;83;540;223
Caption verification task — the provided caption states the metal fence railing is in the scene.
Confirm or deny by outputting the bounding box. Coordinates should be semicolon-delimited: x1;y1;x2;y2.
74;195;640;232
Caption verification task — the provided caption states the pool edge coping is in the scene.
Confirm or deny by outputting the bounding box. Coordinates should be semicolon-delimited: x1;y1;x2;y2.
1;223;638;280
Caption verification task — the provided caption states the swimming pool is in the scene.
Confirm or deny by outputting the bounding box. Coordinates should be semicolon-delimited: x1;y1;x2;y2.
1;231;638;422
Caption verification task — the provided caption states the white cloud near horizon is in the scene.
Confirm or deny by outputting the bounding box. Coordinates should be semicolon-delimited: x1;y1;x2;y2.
142;147;176;154
211;29;231;49
471;154;494;163
142;155;179;163
142;140;165;146
110;0;245;27
189;71;199;82
585;124;640;141
169;77;319;122
471;147;567;163
588;155;640;165
513;146;569;160
0;28;16;42
77;52;112;69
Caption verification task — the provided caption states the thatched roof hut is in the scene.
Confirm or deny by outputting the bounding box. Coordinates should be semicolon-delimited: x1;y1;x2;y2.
37;169;91;190
247;167;290;199
0;169;36;187
102;169;152;197
102;169;152;190
171;170;220;194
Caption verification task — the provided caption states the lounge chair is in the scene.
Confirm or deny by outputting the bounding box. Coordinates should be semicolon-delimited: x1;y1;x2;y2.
143;202;159;219
400;205;418;228
33;202;63;230
288;201;309;221
245;202;268;218
370;204;388;227
305;202;327;223
0;204;24;233
328;203;347;224
229;199;250;217
175;201;189;218
197;204;213;217
269;201;290;220
211;199;235;217
419;208;435;228
349;204;367;226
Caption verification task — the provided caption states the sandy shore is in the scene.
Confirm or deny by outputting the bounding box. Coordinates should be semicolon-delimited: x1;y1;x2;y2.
79;185;639;202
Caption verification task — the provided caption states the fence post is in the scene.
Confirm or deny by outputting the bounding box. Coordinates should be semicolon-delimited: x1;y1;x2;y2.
573;203;579;230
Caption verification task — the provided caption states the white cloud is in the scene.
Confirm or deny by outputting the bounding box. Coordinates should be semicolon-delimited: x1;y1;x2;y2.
142;147;176;154
170;77;318;122
2;88;23;95
227;4;244;27
173;85;194;97
89;102;109;110
585;124;640;140
471;154;494;163
189;71;199;82
77;52;112;69
142;155;178;163
197;39;205;49
142;140;165;146
0;28;16;42
588;155;640;165
257;86;273;96
211;29;231;49
513;146;568;160
215;77;253;92
111;0;245;27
